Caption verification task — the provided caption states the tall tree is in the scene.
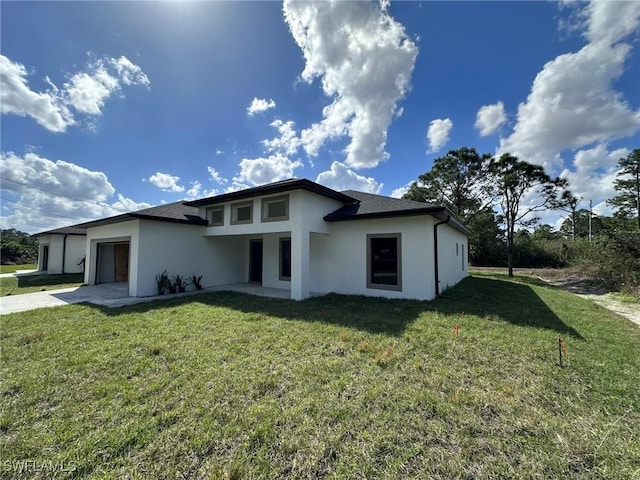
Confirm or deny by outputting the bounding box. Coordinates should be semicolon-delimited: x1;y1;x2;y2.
403;147;493;216
607;148;640;230
488;153;568;277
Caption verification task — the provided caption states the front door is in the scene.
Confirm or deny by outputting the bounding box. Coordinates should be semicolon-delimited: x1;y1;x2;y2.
249;240;263;283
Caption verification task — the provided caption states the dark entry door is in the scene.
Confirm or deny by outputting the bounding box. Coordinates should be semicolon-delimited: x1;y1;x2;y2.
249;240;263;283
42;245;49;271
114;243;130;282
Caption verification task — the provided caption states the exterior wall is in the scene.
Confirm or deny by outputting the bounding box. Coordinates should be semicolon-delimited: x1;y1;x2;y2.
37;234;86;274
199;189;344;237
316;216;437;300
85;220;140;295
436;222;468;293
135;220;246;297
262;232;292;290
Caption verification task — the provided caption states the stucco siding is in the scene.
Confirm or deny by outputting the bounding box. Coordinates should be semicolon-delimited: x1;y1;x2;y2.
38;234;86;274
436;223;468;293
317;216;437;300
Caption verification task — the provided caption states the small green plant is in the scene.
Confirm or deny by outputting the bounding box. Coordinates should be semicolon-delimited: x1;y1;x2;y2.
189;274;203;290
155;270;170;295
173;274;187;293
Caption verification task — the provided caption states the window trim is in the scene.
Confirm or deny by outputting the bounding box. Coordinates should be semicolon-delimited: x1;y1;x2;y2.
206;206;224;226
230;201;253;225
366;233;402;292
279;237;291;281
261;195;289;223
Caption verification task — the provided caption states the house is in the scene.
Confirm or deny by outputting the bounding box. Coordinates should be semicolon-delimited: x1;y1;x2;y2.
70;178;469;300
35;226;87;274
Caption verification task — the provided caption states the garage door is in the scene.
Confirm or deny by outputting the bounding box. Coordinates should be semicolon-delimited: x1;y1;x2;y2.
97;242;130;284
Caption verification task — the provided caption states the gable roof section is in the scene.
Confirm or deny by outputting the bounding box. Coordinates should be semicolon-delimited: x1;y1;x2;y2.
185;178;355;207
325;190;470;235
74;201;207;229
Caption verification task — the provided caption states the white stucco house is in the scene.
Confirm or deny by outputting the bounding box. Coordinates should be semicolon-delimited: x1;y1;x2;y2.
68;178;468;301
35;226;87;274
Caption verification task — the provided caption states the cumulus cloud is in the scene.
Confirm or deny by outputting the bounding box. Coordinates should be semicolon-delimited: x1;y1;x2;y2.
475;102;506;136
499;1;640;169
207;167;228;185
315;161;382;193
247;97;276;116
232;154;302;188
261;119;301;156
284;0;417;169
390;182;412;199
64;56;149;115
146;172;185;193
0;54;149;132
559;144;629;216
0;55;74;132
426;118;453;153
0;151;150;233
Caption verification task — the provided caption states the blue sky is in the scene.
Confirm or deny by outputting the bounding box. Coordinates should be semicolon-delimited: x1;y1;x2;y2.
1;1;639;233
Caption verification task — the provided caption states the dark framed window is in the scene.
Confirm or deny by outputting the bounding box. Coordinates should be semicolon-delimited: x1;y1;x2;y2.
231;201;253;225
280;237;291;281
262;195;289;222
206;206;224;226
367;233;402;291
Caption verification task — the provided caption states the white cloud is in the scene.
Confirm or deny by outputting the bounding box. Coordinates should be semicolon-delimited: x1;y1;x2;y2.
0;55;75;132
64;56;149;115
284;0;418;169
233;154;302;188
146;172;185;193
390;182;411;199
207;167;228;185
0;54;149;132
426;118;453;153
0;151;150;233
499;1;640;170
474;102;506;136
261;119;301;156
559;144;629;216
315;161;382;194
247;97;276;116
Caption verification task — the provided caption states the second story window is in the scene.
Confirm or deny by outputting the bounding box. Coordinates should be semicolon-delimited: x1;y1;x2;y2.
231;201;253;225
262;195;289;222
206;206;224;226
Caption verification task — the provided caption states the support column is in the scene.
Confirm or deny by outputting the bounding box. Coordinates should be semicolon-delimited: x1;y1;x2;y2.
291;229;310;300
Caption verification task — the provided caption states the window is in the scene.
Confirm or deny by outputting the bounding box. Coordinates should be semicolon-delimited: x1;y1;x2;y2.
279;237;291;281
461;243;465;271
231;201;253;225
206;206;224;226
456;243;459;256
262;195;289;222
367;233;402;291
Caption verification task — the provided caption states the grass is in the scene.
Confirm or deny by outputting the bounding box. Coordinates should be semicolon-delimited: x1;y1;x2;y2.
0;273;84;296
0;264;37;274
610;292;640;304
1;275;639;479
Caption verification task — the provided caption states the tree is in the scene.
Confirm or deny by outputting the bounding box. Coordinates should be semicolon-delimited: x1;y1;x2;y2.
488;153;569;277
403;147;493;217
0;229;38;264
607;148;640;230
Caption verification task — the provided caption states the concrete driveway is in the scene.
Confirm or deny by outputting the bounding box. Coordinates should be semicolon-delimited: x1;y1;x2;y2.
0;284;145;315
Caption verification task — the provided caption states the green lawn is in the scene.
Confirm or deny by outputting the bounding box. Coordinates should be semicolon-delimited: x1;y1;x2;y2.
1;275;639;479
0;273;84;296
0;264;37;274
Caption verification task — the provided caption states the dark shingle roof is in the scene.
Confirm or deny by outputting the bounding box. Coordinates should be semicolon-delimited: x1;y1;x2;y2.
35;226;87;237
74;201;207;229
185;178;355;207
324;190;470;235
